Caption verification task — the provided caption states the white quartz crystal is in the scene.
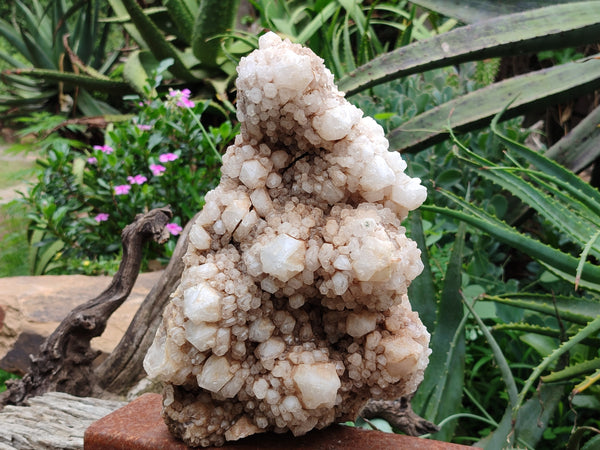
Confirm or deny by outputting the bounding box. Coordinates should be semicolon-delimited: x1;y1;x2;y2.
292;363;341;409
183;283;222;323
145;32;431;448
260;234;306;282
197;355;233;392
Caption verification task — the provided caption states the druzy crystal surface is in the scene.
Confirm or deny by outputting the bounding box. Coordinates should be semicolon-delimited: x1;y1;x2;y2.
144;32;430;447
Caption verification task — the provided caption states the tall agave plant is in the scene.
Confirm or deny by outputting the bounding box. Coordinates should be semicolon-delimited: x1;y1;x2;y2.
415;113;600;449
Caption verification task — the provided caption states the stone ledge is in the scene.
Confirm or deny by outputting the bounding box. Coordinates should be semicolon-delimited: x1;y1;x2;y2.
84;393;475;450
0;272;162;374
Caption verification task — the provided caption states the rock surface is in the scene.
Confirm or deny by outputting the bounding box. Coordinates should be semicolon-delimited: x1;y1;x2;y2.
0;272;162;374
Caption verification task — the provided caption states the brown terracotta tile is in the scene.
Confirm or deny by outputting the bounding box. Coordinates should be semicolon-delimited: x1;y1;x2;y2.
84;393;476;450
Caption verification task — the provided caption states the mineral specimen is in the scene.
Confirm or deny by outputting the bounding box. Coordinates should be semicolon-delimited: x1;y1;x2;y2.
144;32;431;447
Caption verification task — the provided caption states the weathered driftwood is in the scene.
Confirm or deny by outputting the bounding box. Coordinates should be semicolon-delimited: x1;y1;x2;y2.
360;396;439;436
94;211;198;394
0;391;126;450
0;207;172;407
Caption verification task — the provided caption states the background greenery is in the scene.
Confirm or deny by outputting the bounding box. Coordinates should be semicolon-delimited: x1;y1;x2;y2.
1;0;599;448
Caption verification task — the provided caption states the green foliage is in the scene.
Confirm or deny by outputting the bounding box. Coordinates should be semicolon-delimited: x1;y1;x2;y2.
350;29;599;444
21;70;235;274
0;201;30;276
0;0;128;120
250;0;453;79
0;369;19;393
339;1;600;165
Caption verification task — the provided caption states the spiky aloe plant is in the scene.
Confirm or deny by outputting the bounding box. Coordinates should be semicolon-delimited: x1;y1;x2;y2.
414;110;600;448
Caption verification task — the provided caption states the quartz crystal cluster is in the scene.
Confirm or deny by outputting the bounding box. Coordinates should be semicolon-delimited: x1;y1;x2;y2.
144;32;431;447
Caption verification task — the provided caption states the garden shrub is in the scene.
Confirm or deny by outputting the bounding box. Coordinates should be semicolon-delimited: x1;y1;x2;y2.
23;83;236;275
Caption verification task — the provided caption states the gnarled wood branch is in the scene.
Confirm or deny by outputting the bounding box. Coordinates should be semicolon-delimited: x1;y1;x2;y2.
360;396;439;436
0;207;172;407
94;212;198;393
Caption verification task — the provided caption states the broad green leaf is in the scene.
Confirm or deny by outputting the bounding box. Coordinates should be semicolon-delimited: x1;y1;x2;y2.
413;220;466;440
338;2;600;96
34;239;65;275
388;55;600;152
122;50;158;95
409;0;595;24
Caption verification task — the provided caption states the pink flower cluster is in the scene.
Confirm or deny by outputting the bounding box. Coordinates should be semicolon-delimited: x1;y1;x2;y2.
150;164;166;176
169;88;195;108
166;223;183;235
127;174;148;185
114;184;131;195
93;144;114;154
94;213;109;222
159;153;178;163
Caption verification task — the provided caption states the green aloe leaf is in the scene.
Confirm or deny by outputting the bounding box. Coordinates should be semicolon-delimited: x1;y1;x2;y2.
422;195;600;290
409;0;595;24
494;323;600;348
117;0;195;80
338;2;600;96
407;210;437;332
542;357;600;383
413;219;466;439
295;2;340;44
164;0;194;45
485;293;600;325
0;18;32;63
514;316;600;419
387;55;600;152
490;110;600;211
454;141;600;258
4;69;132;95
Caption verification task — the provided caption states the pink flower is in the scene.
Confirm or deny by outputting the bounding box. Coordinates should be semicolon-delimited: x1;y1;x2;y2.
136;124;152;131
150;164;166;176
168;88;195;108
127;174;148;185
166;223;183;236
114;184;131;195
94;213;109;222
93;144;114;154
87;157;97;164
159;153;178;163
